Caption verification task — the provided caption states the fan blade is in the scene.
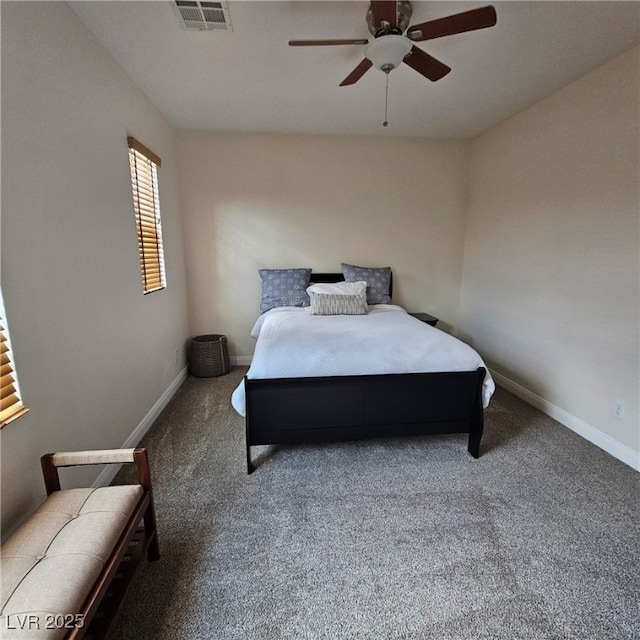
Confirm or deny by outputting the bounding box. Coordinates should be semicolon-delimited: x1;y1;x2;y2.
339;58;373;86
403;46;451;81
407;5;497;41
289;39;369;46
371;1;397;29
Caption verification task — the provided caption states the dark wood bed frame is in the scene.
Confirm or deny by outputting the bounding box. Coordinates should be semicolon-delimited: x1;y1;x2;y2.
244;273;486;473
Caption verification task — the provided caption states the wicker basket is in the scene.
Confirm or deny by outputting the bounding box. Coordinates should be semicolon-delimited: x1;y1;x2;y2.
189;334;230;377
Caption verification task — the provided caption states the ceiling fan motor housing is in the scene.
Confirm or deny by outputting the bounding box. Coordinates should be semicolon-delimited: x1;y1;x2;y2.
367;0;413;36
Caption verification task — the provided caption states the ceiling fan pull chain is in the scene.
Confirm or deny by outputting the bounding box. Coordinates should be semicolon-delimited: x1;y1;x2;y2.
383;73;389;127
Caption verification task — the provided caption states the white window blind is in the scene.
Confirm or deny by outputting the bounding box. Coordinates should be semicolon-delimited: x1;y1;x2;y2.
127;137;166;294
0;294;28;428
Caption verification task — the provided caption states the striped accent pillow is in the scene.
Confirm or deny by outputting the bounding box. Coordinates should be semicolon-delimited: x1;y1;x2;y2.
309;292;368;316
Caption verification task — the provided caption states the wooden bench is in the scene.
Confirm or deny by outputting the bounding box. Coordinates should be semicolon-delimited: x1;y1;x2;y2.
0;448;159;639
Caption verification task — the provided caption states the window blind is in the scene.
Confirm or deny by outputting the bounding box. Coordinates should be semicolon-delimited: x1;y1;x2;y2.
0;315;28;428
127;137;166;294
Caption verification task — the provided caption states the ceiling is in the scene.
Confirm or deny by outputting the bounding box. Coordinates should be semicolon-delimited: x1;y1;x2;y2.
70;1;640;138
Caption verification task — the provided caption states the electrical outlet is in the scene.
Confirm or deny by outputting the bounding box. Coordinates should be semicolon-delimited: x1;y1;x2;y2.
613;400;625;420
174;348;179;363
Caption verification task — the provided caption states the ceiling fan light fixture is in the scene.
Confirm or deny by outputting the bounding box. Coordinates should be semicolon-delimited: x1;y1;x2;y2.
365;35;412;73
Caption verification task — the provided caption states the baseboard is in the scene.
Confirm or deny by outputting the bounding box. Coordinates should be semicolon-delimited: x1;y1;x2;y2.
92;365;189;488
231;355;252;366
491;370;640;472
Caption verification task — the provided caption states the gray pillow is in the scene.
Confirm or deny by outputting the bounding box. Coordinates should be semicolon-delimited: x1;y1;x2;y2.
259;268;311;313
341;263;391;305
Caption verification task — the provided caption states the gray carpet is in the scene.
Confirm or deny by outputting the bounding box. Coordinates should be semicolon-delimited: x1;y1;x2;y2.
111;367;640;640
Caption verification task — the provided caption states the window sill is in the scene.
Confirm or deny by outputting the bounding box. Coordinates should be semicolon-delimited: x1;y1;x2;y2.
0;406;29;429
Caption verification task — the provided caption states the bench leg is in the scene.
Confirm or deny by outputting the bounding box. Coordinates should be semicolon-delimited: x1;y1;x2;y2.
144;504;160;561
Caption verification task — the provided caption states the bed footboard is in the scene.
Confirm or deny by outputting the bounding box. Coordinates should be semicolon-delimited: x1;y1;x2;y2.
244;368;486;473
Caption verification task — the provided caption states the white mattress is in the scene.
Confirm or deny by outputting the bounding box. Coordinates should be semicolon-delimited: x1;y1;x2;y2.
231;304;494;416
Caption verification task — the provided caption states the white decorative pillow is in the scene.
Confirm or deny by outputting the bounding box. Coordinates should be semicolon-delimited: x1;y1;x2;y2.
309;292;368;315
307;280;367;296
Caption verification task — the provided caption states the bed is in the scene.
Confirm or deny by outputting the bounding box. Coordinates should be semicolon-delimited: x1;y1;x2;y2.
231;271;494;473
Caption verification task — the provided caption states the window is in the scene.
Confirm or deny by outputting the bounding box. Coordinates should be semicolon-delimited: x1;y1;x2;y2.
0;291;28;428
127;137;166;294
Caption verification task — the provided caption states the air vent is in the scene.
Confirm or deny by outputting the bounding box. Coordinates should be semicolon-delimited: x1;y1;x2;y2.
171;1;233;31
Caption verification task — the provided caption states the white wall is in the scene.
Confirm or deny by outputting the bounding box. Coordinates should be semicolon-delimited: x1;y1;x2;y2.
176;131;471;356
1;2;190;531
460;47;639;464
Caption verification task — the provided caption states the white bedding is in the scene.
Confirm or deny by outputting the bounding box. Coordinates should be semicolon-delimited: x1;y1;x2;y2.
231;305;494;416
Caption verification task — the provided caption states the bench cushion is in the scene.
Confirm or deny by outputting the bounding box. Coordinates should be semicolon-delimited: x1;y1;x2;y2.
0;485;143;639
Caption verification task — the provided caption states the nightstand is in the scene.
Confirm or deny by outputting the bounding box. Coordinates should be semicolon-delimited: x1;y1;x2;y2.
409;312;439;327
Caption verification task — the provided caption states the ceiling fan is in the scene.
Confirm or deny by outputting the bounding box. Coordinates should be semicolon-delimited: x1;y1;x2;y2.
289;1;497;86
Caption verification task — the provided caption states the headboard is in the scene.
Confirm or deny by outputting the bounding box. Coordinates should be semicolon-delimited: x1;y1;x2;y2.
311;272;393;299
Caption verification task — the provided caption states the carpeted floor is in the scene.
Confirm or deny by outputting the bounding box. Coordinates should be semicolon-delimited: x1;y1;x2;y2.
111;367;640;640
